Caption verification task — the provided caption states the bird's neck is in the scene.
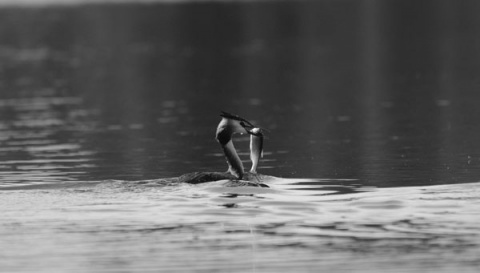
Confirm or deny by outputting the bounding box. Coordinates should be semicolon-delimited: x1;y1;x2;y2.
222;140;244;179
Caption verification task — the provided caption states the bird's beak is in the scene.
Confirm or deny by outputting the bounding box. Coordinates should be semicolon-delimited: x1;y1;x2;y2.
239;121;255;133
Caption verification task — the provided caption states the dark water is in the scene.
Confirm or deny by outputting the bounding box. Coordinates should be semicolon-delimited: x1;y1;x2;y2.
2;0;480;187
1;1;480;272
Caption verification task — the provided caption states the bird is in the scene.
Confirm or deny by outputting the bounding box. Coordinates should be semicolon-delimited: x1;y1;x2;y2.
175;111;269;187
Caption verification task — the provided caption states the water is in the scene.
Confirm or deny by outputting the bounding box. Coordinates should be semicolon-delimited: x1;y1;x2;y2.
1;0;480;272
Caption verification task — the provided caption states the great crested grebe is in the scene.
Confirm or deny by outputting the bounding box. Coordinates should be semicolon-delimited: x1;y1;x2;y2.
176;111;269;186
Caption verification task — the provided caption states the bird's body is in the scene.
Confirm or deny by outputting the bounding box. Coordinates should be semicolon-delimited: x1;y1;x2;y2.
177;171;270;187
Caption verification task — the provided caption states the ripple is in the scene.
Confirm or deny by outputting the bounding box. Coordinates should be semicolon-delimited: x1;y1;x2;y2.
25;144;82;152
1;180;480;272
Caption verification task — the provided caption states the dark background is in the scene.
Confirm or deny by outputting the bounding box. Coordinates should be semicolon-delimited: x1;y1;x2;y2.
1;0;480;187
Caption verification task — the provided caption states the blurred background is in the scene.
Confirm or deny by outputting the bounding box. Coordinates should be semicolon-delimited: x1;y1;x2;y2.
1;0;480;187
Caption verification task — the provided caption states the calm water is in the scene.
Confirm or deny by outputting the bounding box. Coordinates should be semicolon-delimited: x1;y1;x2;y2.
1;0;480;272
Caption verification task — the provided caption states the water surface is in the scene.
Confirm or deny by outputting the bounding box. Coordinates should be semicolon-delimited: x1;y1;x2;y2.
1;0;480;272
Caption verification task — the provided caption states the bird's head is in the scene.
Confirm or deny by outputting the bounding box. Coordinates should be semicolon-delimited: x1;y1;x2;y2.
216;111;261;145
